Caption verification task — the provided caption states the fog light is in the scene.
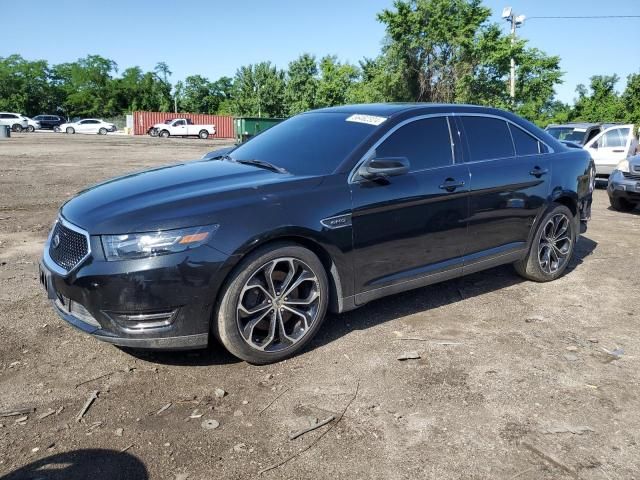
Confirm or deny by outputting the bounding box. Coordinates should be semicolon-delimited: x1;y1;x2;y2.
106;310;177;331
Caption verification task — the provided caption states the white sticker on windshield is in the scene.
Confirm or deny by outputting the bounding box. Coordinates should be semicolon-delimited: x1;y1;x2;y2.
346;114;387;126
573;128;587;132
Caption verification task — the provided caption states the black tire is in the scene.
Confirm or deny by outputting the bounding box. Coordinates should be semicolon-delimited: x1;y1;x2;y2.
12;124;23;132
199;129;209;139
214;242;329;364
27;125;35;133
98;127;107;135
54;126;61;133
159;130;170;138
66;127;75;134
514;203;576;282
609;195;635;212
148;128;158;137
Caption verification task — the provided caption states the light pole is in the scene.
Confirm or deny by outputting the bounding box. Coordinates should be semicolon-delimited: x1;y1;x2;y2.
502;7;526;100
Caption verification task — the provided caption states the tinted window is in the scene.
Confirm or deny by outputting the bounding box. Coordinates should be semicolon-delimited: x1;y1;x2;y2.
509;124;542;156
461;116;514;161
229;112;378;175
175;120;186;126
375;117;453;171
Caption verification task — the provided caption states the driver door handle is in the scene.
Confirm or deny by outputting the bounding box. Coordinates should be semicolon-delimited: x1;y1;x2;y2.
439;179;465;191
529;167;549;177
612;149;625;153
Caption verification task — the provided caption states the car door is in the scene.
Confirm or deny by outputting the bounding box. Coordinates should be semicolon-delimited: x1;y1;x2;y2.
584;124;635;176
350;115;470;303
456;115;551;270
173;119;187;135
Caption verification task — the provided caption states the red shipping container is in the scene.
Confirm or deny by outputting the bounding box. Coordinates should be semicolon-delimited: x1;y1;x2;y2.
133;111;234;138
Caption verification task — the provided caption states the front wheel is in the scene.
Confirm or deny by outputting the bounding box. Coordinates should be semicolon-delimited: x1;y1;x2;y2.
609;195;635;212
199;129;209;139
215;243;329;364
66;127;75;134
159;130;170;138
98;127;107;135
514;204;576;282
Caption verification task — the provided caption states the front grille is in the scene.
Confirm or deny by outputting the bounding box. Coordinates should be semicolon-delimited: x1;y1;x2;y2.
622;172;640;181
49;221;89;271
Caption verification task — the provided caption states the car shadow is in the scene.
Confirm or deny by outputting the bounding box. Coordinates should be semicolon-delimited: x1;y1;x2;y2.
309;235;598;352
122;236;598;366
0;449;148;480
607;205;640;215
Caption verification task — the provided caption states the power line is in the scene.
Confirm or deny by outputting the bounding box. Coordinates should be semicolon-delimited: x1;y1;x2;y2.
528;15;640;19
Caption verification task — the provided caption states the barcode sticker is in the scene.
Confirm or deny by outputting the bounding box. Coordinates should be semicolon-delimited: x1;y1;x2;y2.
346;114;387;126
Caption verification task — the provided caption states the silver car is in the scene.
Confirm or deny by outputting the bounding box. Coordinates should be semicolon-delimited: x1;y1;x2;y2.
608;155;640;211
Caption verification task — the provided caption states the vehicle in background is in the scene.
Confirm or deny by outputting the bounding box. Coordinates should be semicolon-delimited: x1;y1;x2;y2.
58;119;117;135
33;115;66;130
152;118;216;139
583;124;636;177
200;145;236;161
0;112;29;132
546;123;603;146
22;116;41;132
607;155;640;211
39;103;595;363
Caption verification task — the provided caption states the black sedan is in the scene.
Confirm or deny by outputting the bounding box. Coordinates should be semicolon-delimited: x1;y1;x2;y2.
39;104;595;364
33;115;66;130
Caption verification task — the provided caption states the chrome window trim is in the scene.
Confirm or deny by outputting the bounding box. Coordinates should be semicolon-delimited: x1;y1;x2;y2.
349;113;455;184
43;216;92;277
454;112;555;163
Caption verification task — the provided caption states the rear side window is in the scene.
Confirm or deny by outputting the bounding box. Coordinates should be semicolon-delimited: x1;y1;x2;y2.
460;116;514;161
509;124;543;156
375;117;453;171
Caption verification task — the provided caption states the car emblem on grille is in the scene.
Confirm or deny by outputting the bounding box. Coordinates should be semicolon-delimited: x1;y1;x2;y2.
52;234;61;249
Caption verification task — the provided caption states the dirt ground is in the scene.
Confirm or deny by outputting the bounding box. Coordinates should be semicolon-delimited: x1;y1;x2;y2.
0;132;639;480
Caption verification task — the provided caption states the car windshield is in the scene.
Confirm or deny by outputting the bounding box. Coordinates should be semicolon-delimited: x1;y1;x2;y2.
164;119;175;124
229;112;379;175
546;127;587;144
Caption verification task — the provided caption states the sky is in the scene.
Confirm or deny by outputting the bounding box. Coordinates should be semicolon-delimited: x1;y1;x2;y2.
2;0;639;104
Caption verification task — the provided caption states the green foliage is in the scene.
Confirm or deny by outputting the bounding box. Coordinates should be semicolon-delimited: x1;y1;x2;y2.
1;0;638;129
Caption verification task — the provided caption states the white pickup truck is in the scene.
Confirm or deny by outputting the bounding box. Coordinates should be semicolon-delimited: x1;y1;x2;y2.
150;118;216;139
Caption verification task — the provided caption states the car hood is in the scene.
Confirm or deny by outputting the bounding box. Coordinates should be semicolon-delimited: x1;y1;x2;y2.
61;159;320;234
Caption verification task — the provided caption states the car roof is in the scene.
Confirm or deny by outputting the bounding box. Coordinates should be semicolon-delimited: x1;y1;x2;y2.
310;103;516;118
547;122;601;129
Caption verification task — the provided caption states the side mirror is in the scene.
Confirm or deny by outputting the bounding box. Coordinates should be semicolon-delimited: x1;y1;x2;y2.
358;157;410;180
590;142;598;150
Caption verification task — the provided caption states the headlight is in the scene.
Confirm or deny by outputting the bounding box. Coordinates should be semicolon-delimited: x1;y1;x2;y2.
615;159;630;173
101;225;218;261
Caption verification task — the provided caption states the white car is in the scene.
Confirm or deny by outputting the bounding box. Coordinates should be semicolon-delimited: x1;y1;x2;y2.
0;112;29;132
22;116;41;132
583;124;637;177
58;118;116;135
151;118;216;139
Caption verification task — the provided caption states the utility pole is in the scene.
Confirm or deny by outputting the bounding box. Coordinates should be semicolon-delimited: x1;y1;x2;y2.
502;7;526;100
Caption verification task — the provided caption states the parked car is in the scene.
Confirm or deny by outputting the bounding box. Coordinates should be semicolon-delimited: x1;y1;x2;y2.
545;123;603;146
58;119;116;135
200;145;236;161
22;116;41;132
0;112;29;132
607;155;640;211
582;124;636;177
33;115;66;130
39;104;594;364
151;118;216;139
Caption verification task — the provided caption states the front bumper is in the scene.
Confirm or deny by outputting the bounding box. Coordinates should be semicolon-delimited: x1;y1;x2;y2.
607;170;640;203
40;240;231;350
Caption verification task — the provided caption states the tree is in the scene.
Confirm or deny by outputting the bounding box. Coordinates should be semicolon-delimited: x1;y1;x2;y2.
232;62;286;117
316;56;359;108
571;75;624;123
0;55;56;115
621;72;640;126
285;54;319;115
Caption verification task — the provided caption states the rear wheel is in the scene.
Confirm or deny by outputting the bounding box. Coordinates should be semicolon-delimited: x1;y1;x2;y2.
609;195;635;212
159;130;170;138
199;129;209;139
98;127;107;135
54;126;61;133
66;127;75;134
12;124;23;132
215;243;328;364
27;125;35;133
514;204;576;282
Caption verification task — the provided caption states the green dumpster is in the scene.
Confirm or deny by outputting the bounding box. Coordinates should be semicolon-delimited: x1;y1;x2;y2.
234;117;284;143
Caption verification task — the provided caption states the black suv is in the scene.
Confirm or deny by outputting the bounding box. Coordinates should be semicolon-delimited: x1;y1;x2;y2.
33;115;66;130
39;104;595;364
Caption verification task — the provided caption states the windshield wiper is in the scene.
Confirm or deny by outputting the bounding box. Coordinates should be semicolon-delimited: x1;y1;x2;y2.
230;158;289;174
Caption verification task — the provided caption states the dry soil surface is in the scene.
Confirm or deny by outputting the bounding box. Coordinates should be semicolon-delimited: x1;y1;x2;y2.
0;133;639;480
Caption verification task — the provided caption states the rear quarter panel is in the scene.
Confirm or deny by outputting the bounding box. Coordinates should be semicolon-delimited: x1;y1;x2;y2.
549;148;594;205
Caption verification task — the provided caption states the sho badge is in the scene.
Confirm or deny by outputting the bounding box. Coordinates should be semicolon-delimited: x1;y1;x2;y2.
321;214;352;230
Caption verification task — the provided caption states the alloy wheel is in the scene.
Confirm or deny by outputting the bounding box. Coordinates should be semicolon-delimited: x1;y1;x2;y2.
537;213;572;275
236;257;321;352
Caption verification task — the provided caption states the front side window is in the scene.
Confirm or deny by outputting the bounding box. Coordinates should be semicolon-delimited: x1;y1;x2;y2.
460;116;515;162
175;120;186;126
374;117;453;171
597;128;630;148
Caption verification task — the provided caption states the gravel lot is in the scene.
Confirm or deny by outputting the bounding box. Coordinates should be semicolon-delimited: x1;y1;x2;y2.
1;133;639;480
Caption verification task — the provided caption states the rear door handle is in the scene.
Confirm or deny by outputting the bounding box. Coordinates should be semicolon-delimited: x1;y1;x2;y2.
529;167;549;177
439;179;465;191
